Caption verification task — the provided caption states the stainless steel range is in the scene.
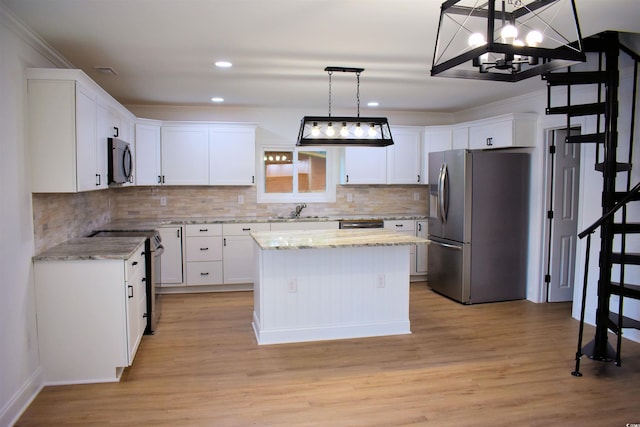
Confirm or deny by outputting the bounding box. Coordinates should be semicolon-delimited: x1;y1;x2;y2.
90;229;164;334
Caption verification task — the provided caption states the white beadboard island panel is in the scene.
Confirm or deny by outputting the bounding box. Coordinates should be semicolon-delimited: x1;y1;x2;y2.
252;243;412;345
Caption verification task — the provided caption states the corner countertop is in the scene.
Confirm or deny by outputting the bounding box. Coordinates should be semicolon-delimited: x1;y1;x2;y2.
33;237;146;261
250;228;430;250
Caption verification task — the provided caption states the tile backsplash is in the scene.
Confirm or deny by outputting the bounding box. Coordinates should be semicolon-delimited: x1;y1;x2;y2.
33;185;428;253
110;185;428;219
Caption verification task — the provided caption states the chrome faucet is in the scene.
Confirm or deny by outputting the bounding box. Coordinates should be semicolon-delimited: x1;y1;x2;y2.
291;203;307;218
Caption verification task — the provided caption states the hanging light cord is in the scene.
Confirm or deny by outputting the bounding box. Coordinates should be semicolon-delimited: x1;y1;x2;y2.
327;70;333;117
356;71;361;118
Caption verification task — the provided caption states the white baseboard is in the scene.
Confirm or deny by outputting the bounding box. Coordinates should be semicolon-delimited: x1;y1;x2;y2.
0;367;44;427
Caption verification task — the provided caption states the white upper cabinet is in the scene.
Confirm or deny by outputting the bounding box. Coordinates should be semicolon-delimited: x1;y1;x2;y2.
160;125;210;185
452;125;469;150
387;126;422;185
209;124;256;185
134;122;162;186
468;113;537;150
341;146;387;184
422;125;453;185
27;68;135;193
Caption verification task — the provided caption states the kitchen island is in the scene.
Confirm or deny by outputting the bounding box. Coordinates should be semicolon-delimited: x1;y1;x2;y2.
250;228;428;345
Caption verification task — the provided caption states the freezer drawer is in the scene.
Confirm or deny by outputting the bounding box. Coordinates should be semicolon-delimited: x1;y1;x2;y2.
427;238;470;303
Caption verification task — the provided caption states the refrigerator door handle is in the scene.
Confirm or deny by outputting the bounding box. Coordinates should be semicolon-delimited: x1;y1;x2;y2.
439;164;448;222
430;239;462;251
437;164;444;222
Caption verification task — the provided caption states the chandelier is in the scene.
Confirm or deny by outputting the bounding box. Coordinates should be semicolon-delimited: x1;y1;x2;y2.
296;67;393;147
431;0;585;81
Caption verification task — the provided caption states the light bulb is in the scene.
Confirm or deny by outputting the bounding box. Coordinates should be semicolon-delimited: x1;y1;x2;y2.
340;122;349;137
513;39;525;60
275;155;281;161
282;155;287;161
501;24;518;43
468;32;486;47
326;123;335;137
368;124;377;137
526;30;543;47
268;155;274;161
264;156;267;161
354;123;363;137
311;122;320;137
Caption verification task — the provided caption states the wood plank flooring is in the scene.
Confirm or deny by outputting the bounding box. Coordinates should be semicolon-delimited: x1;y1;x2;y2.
16;282;640;426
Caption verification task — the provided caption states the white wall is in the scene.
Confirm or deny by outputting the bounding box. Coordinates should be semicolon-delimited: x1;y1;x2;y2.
0;5;70;426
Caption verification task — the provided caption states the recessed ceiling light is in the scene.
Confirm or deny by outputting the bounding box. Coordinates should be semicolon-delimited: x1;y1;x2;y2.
211;97;224;103
214;61;232;68
367;101;380;107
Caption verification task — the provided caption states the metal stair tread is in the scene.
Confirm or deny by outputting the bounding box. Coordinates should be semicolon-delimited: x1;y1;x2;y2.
608;311;640;331
566;133;605;144
612;223;640;233
595;162;632;172
545;102;606;117
542;71;608;86
608;282;640;299
610;252;640;265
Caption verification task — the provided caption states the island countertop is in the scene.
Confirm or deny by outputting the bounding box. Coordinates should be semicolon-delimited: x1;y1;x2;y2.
250;228;429;250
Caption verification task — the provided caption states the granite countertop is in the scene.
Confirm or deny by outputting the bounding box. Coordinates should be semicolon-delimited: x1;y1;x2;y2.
34;237;146;261
250;228;430;250
99;214;428;229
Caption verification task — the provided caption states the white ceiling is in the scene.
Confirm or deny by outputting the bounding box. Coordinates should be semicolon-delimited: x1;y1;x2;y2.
3;0;639;113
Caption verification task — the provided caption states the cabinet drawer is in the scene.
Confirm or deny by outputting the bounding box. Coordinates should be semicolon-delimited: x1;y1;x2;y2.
222;222;270;236
125;242;146;279
384;220;415;232
186;236;222;261
185;223;222;237
186;261;223;285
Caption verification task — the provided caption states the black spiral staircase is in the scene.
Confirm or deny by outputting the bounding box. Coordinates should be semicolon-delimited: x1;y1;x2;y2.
543;31;640;376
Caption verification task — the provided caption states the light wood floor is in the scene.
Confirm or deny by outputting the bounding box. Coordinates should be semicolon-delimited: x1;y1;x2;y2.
16;282;640;426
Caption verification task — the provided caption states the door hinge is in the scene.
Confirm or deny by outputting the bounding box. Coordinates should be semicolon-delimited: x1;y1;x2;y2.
547;210;554;219
545;274;551;283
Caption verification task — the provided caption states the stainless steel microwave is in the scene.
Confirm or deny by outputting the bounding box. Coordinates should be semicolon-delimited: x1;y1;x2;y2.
108;137;133;184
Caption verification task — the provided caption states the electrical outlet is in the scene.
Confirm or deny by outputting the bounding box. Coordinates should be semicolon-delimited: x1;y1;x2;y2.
238;194;245;204
160;196;167;206
413;192;420;201
377;273;385;288
347;193;353;202
288;278;297;293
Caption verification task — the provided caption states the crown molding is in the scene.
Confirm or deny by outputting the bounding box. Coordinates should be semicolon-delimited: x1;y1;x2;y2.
0;2;74;69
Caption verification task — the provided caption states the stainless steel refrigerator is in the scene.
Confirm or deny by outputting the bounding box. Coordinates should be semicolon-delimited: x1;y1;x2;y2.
427;149;530;304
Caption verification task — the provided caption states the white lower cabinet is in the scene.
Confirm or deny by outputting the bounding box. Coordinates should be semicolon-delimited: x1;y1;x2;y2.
159;226;184;286
384;220;417;275
185;224;223;285
34;241;146;384
416;221;428;275
222;223;270;284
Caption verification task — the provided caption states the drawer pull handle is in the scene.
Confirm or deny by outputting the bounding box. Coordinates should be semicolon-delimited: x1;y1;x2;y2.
199;228;208;232
201;272;209;276
200;247;209;251
395;224;403;228
242;228;251;231
128;285;133;298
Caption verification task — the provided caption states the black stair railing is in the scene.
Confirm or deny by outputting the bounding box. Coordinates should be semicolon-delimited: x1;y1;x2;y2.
572;182;640;376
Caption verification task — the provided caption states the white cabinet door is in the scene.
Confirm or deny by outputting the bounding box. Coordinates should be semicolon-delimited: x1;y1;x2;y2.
75;83;100;191
422;126;453;185
387;127;422;184
468;113;537;150
210;125;256;185
452;126;469;149
125;247;146;362
222;223;270;284
342;147;387;184
135;123;162;185
384;220;416;274
160;126;209;185
416;220;428;274
159;226;184;285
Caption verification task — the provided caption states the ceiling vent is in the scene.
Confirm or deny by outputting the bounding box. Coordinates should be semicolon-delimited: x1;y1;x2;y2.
93;66;118;76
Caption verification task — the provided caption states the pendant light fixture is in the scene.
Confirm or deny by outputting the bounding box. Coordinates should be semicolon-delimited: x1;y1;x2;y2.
431;0;585;81
296;67;393;147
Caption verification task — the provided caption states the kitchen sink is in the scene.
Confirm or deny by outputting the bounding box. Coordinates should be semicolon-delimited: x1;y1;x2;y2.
268;215;330;220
